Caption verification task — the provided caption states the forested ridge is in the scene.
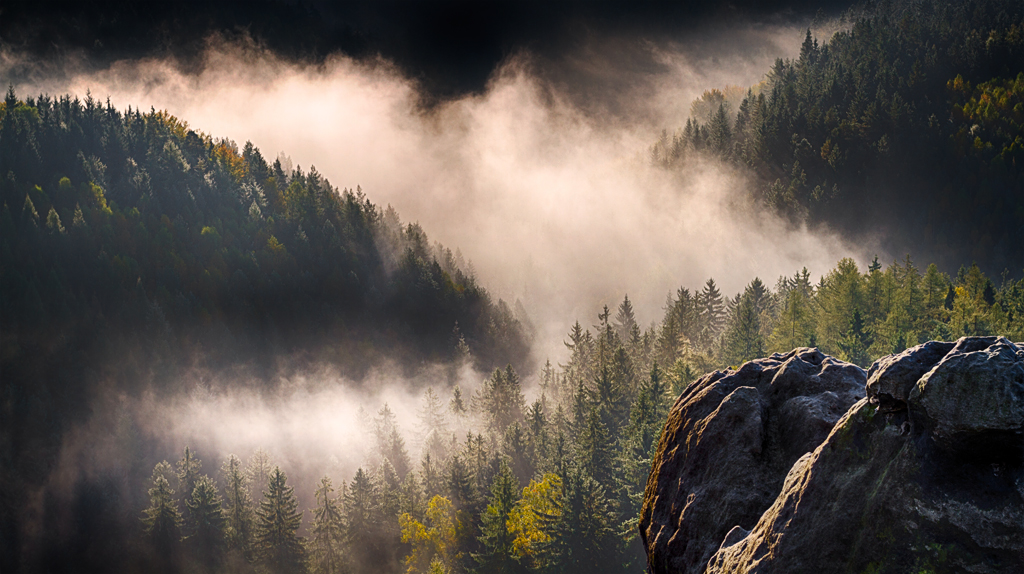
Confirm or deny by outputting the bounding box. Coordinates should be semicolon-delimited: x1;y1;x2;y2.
0;87;531;572
3;92;1024;574
652;0;1024;272
117;253;1024;574
5;1;1024;572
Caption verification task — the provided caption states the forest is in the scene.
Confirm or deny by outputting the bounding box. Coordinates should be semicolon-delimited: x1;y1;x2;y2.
125;252;1022;574
650;0;1024;273
3;0;1024;573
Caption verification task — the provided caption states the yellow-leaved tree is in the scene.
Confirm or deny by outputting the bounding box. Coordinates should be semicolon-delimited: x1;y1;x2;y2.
399;495;466;574
508;473;562;569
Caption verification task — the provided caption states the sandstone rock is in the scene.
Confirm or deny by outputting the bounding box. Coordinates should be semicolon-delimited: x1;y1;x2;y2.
910;337;1024;459
643;337;1024;574
865;340;954;412
638;348;866;574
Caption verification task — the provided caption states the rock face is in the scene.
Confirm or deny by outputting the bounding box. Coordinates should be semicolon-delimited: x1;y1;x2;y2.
641;337;1024;574
639;348;867;574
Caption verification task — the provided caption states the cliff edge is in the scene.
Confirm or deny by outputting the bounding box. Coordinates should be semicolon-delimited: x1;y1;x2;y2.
640;337;1024;573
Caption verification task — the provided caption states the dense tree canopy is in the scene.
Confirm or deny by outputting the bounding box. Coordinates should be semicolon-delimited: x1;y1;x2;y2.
651;0;1024;273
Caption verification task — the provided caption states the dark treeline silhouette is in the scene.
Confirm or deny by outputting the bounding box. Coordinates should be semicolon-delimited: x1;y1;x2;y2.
651;0;1024;273
0;88;531;572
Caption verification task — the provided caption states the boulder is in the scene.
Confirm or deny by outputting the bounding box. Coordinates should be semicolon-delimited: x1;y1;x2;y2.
910;337;1024;459
643;337;1024;574
865;340;955;412
638;348;866;574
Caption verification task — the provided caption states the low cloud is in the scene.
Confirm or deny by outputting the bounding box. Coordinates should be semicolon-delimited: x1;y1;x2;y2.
5;22;878;503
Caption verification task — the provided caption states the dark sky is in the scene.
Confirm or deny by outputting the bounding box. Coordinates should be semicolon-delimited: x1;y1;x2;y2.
1;0;850;103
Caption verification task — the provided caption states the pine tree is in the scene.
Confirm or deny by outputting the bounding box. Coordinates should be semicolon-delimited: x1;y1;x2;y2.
474;461;523;574
445;453;479;513
709;103;733;157
698;278;725;349
723;279;770;365
142;461;183;562
816;258;866;355
419;387;449;460
343;468;377;569
221;454;255;560
450;385;468;419
478;366;526;437
374;403;412;478
254;467;305;574
575;407;614;491
421;452;443;500
614;295;637;344
770;286;814;352
536;467;615;574
308;477;345;574
838;308;870;367
176;447;202;514
184;474;226;569
246;448;274;504
502;422;535;488
525;399;551;473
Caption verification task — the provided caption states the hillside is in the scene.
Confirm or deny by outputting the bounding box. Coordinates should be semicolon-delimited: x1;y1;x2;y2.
0;88;531;571
652;0;1024;273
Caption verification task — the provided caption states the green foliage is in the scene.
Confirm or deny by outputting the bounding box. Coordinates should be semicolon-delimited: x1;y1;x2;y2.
184;474;227;568
255;467;305;574
476;365;527;437
221;454;256;560
142;461;183;556
0;87;530;403
308;477;345;574
136;251;1023;574
474;461;523;574
535;467;616;574
652;0;1024;272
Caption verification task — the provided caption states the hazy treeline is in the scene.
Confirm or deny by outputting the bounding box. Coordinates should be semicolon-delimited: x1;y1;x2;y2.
121;252;1024;574
133;352;668;574
0;88;530;571
651;0;1024;272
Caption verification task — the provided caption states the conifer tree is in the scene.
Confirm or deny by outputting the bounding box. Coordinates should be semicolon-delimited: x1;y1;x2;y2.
176;447;202;511
537;467;615;574
723;279;770;365
525;399;551;473
246;448;274;504
142;461;183;562
770;286;814;352
575;407;614;491
419;387;449;461
343;468;375;558
698;278;725;347
375;403;412;478
308;477;345;574
450;385;468;419
421;452;443;501
502;422;535;488
445;453;479;513
221;454;255;560
474;461;523;574
614;295;637;344
254;467;305;574
184;474;227;569
478;366;526;436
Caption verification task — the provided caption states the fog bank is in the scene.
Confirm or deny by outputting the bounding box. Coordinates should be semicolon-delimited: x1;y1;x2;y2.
4;20;874;362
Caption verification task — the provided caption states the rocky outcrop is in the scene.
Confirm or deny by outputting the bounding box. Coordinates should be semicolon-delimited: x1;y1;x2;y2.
641;337;1024;574
639;348;867;574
